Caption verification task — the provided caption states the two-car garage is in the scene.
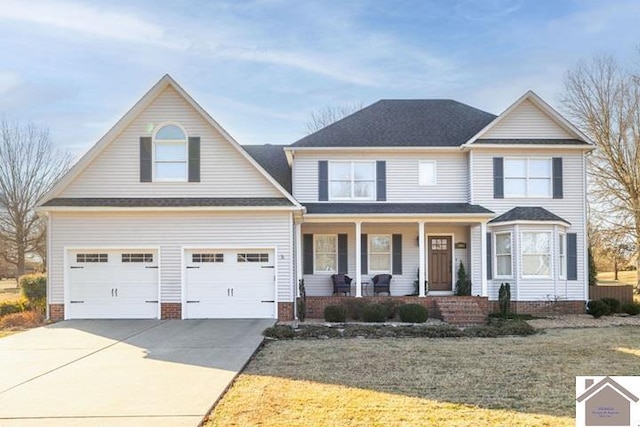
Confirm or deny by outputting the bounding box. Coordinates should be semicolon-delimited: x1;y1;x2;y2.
66;248;276;320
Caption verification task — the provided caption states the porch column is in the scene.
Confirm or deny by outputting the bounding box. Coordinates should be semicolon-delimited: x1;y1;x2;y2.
355;221;362;297
480;221;488;297
418;221;426;297
294;222;302;297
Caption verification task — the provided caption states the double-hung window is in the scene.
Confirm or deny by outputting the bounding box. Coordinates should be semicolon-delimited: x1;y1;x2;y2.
521;232;551;277
314;235;337;273
558;233;566;279
329;161;375;200
154;124;187;181
369;234;391;273
495;232;512;278
504;158;552;198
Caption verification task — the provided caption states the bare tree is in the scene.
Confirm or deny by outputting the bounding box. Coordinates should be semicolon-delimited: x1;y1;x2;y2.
0;120;72;279
305;102;363;134
562;55;640;291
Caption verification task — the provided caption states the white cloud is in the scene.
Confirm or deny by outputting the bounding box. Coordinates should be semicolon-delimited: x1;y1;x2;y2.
0;72;22;95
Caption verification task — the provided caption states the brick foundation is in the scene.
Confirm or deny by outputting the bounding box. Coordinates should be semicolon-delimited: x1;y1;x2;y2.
278;302;294;321
49;304;64;321
490;300;586;315
161;303;182;319
303;296;490;324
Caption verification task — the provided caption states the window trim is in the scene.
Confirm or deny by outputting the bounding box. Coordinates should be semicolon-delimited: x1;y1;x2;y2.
328;161;376;201
313;234;338;274
418;160;437;186
504;157;552;199
558;232;566;279
494;232;513;279
520;231;552;279
152;122;188;182
368;234;392;274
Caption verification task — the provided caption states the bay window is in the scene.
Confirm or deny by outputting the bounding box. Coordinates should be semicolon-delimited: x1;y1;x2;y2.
521;232;551;277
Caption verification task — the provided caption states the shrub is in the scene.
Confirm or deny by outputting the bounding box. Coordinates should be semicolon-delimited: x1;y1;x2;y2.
296;279;306;322
296;325;342;338
621;302;640;316
263;325;295;339
0;300;27;317
498;283;511;318
360;304;388;322
20;274;46;313
0;310;44;330
587;299;610;318
343;298;368;320
324;305;347;322
599;298;621;314
398;303;428;323
379;299;399;319
455;261;471;296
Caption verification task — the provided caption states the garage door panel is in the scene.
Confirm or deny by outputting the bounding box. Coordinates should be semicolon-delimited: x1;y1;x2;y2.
184;249;275;319
67;250;158;319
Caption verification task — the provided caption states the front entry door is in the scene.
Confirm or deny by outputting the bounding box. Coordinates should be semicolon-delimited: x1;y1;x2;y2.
428;236;452;291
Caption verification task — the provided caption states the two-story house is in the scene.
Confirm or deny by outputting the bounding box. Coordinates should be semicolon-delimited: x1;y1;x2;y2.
38;75;593;322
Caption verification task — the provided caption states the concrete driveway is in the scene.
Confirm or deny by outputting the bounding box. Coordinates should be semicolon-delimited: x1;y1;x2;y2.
0;319;273;427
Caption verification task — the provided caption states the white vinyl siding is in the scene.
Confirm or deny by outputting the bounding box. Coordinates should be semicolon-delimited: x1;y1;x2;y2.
301;223;469;297
292;151;468;202
59;86;282;198
48;211;293;304
482;99;573;139
473;148;587;301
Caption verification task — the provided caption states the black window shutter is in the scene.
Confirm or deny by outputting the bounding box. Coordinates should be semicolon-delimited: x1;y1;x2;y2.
303;234;314;275
486;233;493;280
552;157;563;199
140;137;152;182
567;233;577;280
188;137;201;182
392;234;402;275
493;157;504;199
318;161;328;201
376;161;386;201
338;234;348;274
361;234;368;274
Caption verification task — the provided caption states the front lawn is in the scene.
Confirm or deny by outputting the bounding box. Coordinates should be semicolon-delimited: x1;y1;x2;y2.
206;327;640;427
597;270;637;286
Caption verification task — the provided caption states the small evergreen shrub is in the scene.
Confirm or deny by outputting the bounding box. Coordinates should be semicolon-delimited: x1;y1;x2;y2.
621;301;640;316
296;279;306;322
324;305;347;322
455;261;471;296
361;304;387;322
599;298;621;314
498;283;511;318
398;303;428;323
263;325;295;339
343;298;368;320
0;300;27;317
20;274;46;313
379;299;399;319
587;300;610;318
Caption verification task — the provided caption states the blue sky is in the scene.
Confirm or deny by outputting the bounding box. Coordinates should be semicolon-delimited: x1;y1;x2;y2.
1;0;640;155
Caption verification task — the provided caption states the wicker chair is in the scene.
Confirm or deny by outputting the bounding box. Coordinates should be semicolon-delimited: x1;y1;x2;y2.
372;274;392;295
331;273;352;296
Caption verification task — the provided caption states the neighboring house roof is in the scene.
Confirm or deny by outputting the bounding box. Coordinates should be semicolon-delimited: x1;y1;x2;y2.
290;100;496;147
242;144;291;192
474;138;589;145
37;74;300;208
577;376;639;403
304;203;493;215
489;207;570;224
41;197;293;207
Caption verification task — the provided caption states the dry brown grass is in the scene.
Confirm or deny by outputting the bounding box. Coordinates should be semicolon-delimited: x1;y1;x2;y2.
207;327;640;427
597;270;637;286
0;310;45;330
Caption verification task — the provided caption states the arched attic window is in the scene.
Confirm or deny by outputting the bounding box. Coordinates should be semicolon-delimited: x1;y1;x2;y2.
154;124;187;181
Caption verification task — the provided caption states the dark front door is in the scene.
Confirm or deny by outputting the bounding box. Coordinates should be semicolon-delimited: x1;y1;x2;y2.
428;236;452;291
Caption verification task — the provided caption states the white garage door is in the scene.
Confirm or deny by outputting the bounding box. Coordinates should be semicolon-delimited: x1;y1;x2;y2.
184;249;276;319
67;250;159;319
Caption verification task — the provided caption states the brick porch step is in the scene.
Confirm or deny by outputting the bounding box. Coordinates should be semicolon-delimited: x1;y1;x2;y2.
434;298;488;326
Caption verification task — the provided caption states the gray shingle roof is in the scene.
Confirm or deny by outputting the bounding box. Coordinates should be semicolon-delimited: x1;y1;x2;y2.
489;207;570;224
304;203;493;215
242;144;291;192
291;100;497;147
42;197;293;207
474;139;588;145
